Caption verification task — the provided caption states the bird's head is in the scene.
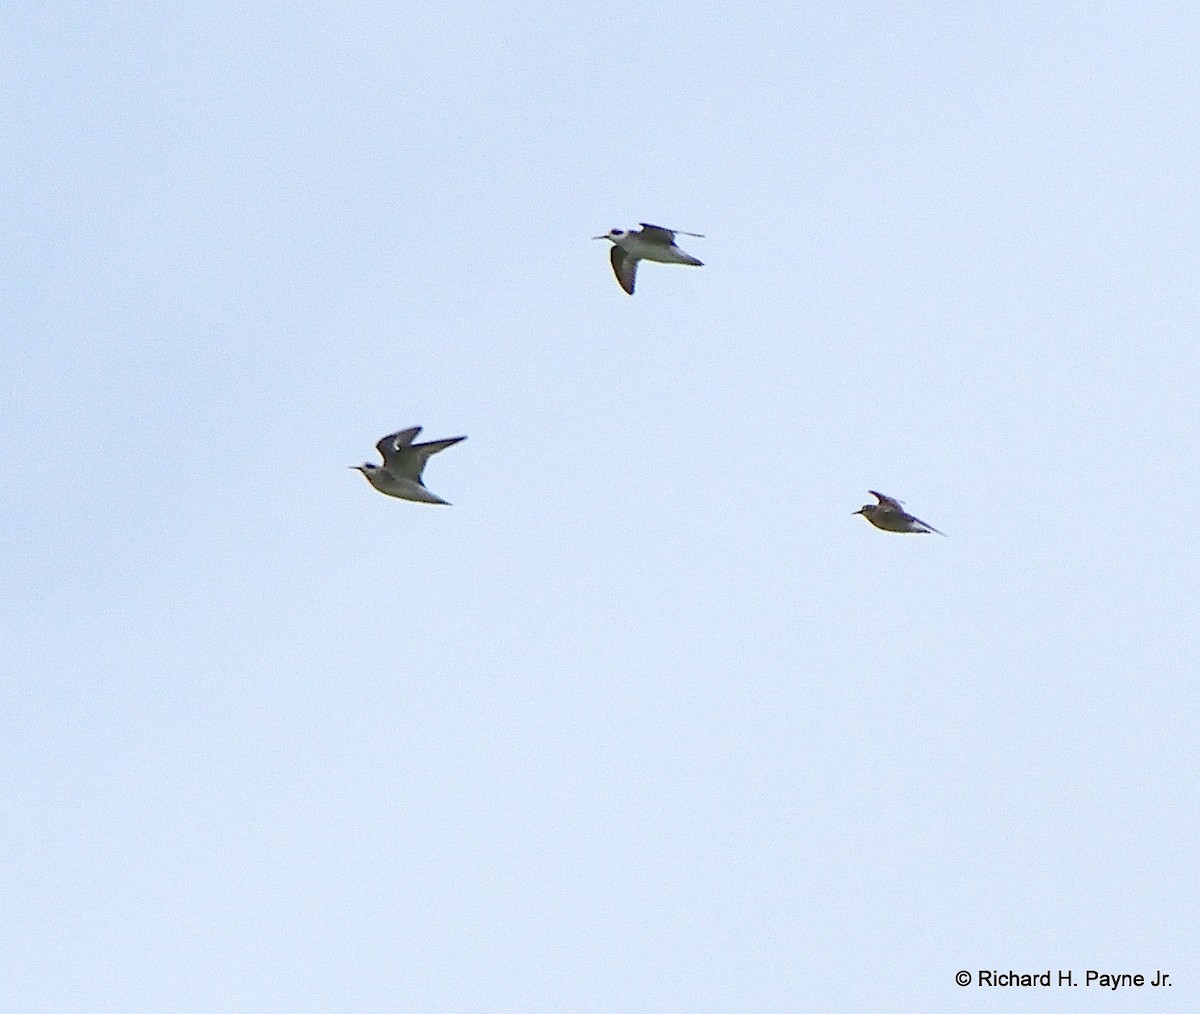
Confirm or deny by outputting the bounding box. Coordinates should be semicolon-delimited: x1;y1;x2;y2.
592;228;626;242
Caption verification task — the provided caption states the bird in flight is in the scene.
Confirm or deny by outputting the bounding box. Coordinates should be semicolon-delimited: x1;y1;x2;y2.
352;426;466;504
592;223;704;294
854;491;945;535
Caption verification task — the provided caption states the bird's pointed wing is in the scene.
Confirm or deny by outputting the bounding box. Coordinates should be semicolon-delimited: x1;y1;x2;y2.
909;515;947;536
637;224;676;243
389;434;465;481
639;223;704;239
412;435;467;468
377;426;422;464
611;245;637;294
869;490;905;511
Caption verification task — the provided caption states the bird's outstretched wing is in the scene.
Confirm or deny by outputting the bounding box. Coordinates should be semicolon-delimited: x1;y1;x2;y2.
377;426;422;464
387;434;466;483
412;435;467;468
611;246;637;294
908;514;947;536
639;222;705;239
869;490;905;512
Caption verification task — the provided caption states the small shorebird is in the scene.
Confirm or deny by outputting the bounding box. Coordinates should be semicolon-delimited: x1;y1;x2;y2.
854;491;945;535
352;426;466;505
593;223;704;294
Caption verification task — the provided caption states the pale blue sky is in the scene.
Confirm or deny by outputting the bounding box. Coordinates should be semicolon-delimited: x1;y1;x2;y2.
3;3;1197;1011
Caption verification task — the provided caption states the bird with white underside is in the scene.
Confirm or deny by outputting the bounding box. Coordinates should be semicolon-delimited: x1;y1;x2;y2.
593;223;704;294
352;426;466;505
854;491;945;535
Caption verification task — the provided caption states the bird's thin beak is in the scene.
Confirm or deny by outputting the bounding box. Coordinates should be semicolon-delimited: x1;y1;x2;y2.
591;235;606;240
852;508;864;515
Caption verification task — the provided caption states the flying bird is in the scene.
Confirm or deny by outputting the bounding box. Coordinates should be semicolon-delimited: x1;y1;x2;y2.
854;491;945;535
352;426;466;504
592;223;704;294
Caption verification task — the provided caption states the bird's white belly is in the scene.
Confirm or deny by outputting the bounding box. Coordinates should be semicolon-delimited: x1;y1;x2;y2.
623;238;684;263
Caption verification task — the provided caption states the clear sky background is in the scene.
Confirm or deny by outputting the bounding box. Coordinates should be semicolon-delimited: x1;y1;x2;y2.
3;3;1197;1011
